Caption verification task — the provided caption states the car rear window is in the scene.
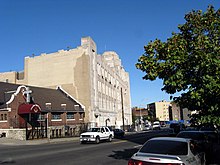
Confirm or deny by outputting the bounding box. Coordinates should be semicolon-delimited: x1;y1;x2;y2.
139;140;188;155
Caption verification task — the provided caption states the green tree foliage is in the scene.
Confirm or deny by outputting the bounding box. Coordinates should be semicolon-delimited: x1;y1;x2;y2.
136;6;220;126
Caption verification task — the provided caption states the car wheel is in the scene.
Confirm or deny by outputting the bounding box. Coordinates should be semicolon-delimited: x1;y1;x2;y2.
108;135;112;142
80;141;86;144
95;136;100;144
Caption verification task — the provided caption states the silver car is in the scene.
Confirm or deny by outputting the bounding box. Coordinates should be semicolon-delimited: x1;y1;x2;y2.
128;137;206;165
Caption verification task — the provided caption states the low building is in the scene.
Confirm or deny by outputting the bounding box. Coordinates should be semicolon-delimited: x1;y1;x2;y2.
132;107;149;118
0;82;85;140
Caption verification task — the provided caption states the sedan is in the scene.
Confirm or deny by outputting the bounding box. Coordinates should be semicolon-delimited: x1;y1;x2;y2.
113;129;125;138
199;127;219;143
176;131;210;147
170;123;186;135
128;137;206;165
177;131;212;162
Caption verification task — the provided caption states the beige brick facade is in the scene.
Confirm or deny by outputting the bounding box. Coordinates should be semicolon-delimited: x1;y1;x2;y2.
0;37;132;128
148;100;171;121
0;71;25;84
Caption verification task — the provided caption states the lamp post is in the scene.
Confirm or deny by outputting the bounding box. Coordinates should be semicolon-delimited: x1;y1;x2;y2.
121;87;125;131
139;98;148;131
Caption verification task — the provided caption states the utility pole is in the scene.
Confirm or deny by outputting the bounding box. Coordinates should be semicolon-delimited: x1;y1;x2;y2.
121;87;125;131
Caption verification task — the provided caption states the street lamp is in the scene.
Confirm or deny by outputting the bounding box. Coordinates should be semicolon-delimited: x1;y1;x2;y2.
121;87;125;131
139;98;148;131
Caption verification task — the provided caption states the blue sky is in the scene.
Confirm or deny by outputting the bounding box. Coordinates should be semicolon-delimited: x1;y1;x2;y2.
0;0;219;107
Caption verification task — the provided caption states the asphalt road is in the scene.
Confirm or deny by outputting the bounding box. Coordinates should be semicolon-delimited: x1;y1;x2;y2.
0;130;169;165
0;130;219;165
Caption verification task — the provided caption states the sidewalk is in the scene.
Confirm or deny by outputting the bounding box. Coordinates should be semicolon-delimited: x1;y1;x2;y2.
0;137;79;146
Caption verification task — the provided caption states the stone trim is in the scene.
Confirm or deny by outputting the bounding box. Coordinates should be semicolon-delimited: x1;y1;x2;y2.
6;85;27;104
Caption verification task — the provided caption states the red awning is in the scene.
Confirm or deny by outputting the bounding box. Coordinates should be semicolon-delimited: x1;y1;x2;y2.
18;103;41;114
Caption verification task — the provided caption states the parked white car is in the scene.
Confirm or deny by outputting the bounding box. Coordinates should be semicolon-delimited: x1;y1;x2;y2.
80;126;114;144
152;121;161;130
143;124;152;131
128;137;206;165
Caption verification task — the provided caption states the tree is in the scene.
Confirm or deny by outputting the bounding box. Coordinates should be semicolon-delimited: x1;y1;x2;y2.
136;6;220;126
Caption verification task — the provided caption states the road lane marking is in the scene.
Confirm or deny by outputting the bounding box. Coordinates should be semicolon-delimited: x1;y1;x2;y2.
112;140;128;144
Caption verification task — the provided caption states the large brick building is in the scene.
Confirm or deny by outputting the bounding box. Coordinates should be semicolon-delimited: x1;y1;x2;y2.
0;82;85;140
0;37;132;128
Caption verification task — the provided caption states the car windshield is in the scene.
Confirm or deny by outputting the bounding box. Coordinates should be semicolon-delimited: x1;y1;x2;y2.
89;128;100;132
177;132;205;141
139;140;188;155
108;127;112;131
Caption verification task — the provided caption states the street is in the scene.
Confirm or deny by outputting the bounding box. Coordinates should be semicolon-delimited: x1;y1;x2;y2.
0;141;132;165
0;130;219;165
0;130;169;165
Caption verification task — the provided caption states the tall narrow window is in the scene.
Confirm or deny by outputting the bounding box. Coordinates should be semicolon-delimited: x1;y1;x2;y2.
4;114;7;120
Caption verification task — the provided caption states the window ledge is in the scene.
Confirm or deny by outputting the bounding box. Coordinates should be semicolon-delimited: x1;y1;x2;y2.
51;119;62;121
67;119;75;121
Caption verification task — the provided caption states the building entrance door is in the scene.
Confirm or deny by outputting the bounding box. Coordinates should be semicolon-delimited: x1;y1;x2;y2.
24;113;47;140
